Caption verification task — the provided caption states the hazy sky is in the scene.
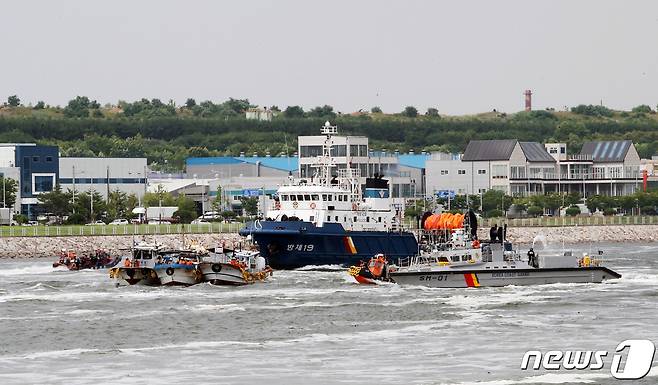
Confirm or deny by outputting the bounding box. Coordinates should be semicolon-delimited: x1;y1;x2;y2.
2;0;657;115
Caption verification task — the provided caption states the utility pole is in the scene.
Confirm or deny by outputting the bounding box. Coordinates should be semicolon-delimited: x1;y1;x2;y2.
72;165;76;214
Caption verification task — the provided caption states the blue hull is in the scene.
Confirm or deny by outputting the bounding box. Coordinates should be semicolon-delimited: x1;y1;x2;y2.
239;221;418;269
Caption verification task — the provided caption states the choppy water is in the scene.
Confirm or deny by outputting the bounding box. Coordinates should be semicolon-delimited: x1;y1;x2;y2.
0;242;657;385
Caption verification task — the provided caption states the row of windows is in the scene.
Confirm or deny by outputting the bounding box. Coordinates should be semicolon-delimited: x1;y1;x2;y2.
25;156;54;163
59;178;146;184
440;169;486;175
299;145;369;158
325;216;383;223
280;194;350;202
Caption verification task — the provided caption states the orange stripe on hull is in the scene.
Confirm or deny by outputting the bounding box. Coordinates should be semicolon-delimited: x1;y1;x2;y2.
343;236;357;254
464;273;480;287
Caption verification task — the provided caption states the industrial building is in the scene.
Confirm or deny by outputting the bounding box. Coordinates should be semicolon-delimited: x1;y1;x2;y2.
0;143;59;217
59;157;148;200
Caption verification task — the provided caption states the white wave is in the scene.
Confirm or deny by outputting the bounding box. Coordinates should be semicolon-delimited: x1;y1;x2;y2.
440;372;611;385
0;264;58;277
294;264;344;271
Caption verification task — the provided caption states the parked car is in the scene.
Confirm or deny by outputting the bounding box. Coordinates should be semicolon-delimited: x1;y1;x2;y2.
85;220;106;226
191;218;211;225
148;219;171;225
201;211;221;220
109;219;129;225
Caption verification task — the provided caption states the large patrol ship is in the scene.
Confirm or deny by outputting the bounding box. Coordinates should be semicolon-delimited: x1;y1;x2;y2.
240;122;418;269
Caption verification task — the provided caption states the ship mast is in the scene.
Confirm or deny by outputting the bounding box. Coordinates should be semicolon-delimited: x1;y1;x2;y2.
314;121;337;186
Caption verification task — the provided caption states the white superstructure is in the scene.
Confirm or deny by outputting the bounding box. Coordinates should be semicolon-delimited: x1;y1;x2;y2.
263;122;403;232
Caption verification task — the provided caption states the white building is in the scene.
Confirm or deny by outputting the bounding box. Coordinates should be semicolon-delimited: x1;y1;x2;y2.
59;158;148;200
245;107;274;121
426;139;642;198
298;133;420;198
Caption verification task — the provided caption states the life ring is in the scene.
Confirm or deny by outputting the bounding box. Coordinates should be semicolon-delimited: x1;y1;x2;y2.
211;263;222;273
352;203;358;210
292;201;298;209
166;267;174;276
310;202;316;209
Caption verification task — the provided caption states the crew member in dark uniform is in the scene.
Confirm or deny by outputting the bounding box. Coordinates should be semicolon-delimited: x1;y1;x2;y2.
496;225;504;244
527;248;536;267
489;224;498;243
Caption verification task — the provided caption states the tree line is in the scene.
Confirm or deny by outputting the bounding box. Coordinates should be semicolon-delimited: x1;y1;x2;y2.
3;95;658;172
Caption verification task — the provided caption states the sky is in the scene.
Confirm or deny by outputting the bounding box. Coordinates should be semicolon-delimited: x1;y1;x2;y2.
1;0;657;115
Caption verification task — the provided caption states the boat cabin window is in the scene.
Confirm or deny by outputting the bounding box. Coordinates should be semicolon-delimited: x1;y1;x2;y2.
461;255;469;261
344;195;348;201
353;216;357;222
335;216;338;221
133;250;154;260
281;195;289;201
328;195;332;201
338;195;343;202
327;216;331;221
450;255;460;262
304;194;311;201
322;194;327;201
290;195;297;201
366;217;370;222
297;195;304;201
310;216;314;221
311;194;319;200
378;217;381;222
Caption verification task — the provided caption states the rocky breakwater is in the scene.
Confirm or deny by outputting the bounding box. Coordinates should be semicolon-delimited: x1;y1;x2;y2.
0;233;244;259
478;224;658;244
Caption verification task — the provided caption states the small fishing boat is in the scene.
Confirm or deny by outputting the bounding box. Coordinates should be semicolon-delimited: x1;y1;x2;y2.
53;249;118;270
348;254;395;284
154;251;204;286
109;242;163;286
199;249;272;285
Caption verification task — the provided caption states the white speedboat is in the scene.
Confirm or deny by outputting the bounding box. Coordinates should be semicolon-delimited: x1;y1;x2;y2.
390;241;621;288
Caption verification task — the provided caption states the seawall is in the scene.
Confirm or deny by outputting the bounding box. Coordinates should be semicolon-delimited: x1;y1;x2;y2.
0;233;243;259
478;225;658;244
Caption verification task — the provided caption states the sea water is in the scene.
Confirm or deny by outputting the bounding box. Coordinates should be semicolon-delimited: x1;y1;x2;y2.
0;242;657;384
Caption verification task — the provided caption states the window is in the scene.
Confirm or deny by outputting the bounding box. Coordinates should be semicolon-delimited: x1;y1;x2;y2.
335;216;338;221
458;169;466;175
281;195;289;201
549;148;558;154
297;195;303;201
338;195;343;202
327;216;331;221
478;169;486;174
311;194;319;200
322;194;327;201
343;195;348;201
310;216;314;222
32;174;55;194
451;255;459;262
45;156;53;162
304;194;311;201
328;195;332;201
32;156;40;162
560;147;566;154
290;195;296;201
492;165;508;179
441;170;449;175
353;216;357;222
